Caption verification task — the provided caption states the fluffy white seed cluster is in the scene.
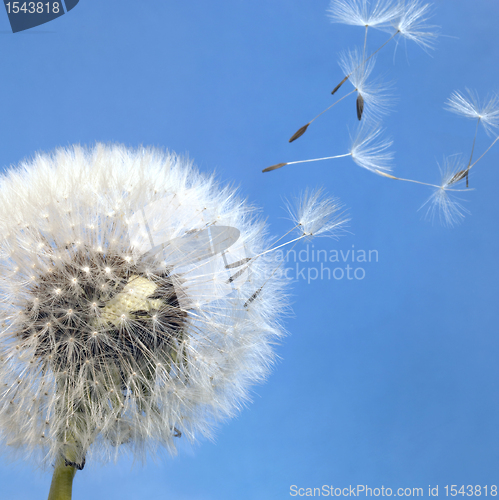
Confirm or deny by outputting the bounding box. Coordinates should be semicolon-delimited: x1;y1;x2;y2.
350;122;394;172
445;89;499;136
338;48;393;121
287;189;349;238
328;0;400;29
0;144;287;466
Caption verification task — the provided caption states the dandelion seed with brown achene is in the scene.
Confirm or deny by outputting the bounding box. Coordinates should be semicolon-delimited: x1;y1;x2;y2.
420;156;471;226
375;155;477;226
291;47;391;139
338;47;393;121
266;121;394;174
329;31;395;95
447;169;468;185
375;126;499;225
288;48;391;142
240;189;349;305
445;88;499;186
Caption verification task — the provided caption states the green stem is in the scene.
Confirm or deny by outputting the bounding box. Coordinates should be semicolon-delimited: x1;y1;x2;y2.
47;456;77;500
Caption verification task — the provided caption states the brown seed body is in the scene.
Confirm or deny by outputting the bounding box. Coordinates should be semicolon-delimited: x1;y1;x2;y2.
289;124;310;143
262;162;288;173
331;75;349;95
356;94;364;121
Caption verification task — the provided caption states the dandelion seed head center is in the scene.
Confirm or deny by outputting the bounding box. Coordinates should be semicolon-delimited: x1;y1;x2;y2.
19;247;187;371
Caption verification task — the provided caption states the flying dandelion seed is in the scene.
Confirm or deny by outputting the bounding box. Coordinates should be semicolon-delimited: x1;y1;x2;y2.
0;143;305;499
287;48;391;142
286;188;350;238
349;122;394;172
387;0;437;52
328;0;401;64
373;120;499;214
327;0;400;30
420;156;471;226
265;121;393;174
445;89;499;137
376;155;471;226
338;48;393;121
445;91;499;186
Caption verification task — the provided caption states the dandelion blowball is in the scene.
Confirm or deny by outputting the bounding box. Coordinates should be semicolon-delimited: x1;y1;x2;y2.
0;143;286;469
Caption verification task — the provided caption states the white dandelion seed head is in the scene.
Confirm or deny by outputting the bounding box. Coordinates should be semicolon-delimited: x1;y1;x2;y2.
389;0;437;51
338;48;394;120
445;89;499;136
286;188;349;238
349;122;394;173
327;0;400;29
420;155;470;226
0;143;287;466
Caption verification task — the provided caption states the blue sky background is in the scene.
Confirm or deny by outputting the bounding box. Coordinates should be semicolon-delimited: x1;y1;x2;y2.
0;1;498;499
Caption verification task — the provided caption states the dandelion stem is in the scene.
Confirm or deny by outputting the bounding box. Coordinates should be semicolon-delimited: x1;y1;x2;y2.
47;455;77;500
